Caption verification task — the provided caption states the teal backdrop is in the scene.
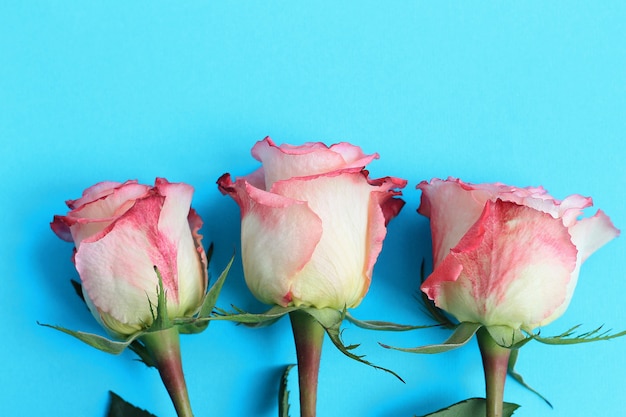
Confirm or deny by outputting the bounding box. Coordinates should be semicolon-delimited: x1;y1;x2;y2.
1;2;624;416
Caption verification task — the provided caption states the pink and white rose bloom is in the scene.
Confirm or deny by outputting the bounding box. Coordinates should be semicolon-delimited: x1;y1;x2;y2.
418;177;619;332
218;137;406;310
51;178;208;338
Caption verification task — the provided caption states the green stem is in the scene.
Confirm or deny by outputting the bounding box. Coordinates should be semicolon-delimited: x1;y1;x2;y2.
289;310;325;417
477;328;511;417
141;327;194;417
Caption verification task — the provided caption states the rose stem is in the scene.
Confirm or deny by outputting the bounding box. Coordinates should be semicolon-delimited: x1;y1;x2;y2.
289;310;325;417
477;327;511;417
141;327;194;417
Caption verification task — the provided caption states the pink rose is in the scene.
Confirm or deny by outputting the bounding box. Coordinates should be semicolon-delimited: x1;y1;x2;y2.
218;137;406;310
418;177;619;332
51;178;208;338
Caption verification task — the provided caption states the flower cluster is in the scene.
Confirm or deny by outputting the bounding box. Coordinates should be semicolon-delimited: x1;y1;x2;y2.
47;137;621;417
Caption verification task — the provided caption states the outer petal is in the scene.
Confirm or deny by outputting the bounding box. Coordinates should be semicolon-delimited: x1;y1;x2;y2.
422;200;578;330
184;207;209;308
272;171;403;308
67;180;137;209
154;179;207;315
60;182;151;246
50;181;151;243
251;136;378;189
537;210;621;326
417;178;492;267
364;174;407;281
218;173;323;306
569;209;620;263
76;195;183;333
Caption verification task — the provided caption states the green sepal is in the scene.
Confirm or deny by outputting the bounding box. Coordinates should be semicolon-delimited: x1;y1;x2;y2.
107;391;157;417
486;325;527;348
415;397;520;417
149;266;171;331
177;254;234;334
345;311;438;332
382;322;482;354
279;364;295;417
211;304;301;327
40;256;231;356
507;349;552;408
302;307;405;382
530;324;626;345
127;339;157;368
37;322;143;355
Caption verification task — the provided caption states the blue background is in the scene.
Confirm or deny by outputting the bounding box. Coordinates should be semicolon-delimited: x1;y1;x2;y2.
1;2;624;416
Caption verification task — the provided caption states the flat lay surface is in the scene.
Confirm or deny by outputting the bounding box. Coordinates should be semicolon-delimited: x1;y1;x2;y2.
1;2;625;416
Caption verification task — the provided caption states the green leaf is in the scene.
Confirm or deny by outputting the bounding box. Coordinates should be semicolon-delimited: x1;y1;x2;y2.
531;324;626;345
107;391;157;417
486;325;527;348
38;322;141;354
279;364;295;417
303;307;405;382
211;304;300;326
199;253;234;318
507;349;552;408
128;340;156;368
345;311;438;332
382;322;482;354
178;254;234;334
150;266;171;331
416;397;520;417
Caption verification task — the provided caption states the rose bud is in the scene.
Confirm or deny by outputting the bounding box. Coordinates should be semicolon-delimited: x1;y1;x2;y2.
418;177;619;332
51;178;208;338
218;136;406;310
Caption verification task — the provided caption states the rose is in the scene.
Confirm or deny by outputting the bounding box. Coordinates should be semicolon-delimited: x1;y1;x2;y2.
51;178;208;338
218;136;406;310
418;177;619;332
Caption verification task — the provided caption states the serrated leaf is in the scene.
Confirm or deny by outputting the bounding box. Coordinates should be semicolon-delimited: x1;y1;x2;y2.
279;364;295;417
38;322;141;354
382;321;482;354
107;391;157;417
416;397;520;417
507;349;552;408
128;340;156;368
531;324;626;345
302;307;405;382
150;266;171;331
345;311;438;331
179;254;234;334
211;304;300;326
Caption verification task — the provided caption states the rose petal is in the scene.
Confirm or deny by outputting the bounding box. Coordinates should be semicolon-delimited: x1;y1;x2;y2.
569;209;620;263
68;180;137;209
155;179;207;313
422;200;578;330
417;178;492;267
76;195;185;327
251;136;378;190
218;173;323;306
273;171;392;308
66;182;152;246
